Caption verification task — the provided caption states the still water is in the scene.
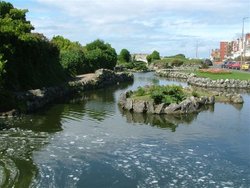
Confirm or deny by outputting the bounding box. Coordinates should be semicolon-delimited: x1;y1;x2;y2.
0;72;250;188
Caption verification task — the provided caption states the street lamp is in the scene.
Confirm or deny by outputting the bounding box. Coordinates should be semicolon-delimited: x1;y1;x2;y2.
241;17;249;65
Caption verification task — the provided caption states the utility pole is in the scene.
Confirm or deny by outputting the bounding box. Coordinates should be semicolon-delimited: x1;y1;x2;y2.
241;17;249;65
195;41;198;59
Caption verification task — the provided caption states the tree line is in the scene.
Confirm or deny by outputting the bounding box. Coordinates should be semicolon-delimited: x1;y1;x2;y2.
0;1;162;111
0;1;117;91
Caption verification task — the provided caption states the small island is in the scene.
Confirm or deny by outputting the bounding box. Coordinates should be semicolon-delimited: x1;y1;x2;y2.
119;85;244;114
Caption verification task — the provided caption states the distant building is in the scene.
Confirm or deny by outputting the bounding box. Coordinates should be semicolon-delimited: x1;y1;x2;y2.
220;42;229;61
132;53;148;63
211;49;220;61
245;33;250;57
211;33;250;61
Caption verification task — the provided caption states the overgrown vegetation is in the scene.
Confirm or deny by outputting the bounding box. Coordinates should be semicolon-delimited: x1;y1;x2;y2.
147;50;160;63
117;48;148;71
133;85;186;105
152;54;203;69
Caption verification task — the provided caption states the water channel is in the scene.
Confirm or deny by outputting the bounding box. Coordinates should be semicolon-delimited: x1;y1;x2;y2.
0;72;250;188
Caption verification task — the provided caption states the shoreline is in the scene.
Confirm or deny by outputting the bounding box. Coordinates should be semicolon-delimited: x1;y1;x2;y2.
0;69;133;117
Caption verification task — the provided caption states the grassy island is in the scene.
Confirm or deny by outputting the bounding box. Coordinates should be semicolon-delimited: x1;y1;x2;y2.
119;85;243;115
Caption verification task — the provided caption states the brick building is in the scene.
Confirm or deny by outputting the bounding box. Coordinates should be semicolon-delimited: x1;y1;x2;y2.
220;42;229;61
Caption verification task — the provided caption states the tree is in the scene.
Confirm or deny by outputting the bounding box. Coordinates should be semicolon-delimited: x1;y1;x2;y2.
147;50;160;63
146;55;152;63
51;35;89;75
0;54;6;86
0;2;67;90
151;50;160;60
85;39;117;71
119;49;131;62
0;1;34;35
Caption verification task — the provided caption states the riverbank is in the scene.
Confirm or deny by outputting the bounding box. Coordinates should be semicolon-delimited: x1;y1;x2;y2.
0;69;133;117
156;69;250;89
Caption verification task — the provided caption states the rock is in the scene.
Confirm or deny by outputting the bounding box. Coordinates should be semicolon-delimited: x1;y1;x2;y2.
231;94;244;104
207;96;215;104
125;98;133;111
133;100;146;113
154;103;166;114
164;103;181;114
146;101;155;113
119;93;127;108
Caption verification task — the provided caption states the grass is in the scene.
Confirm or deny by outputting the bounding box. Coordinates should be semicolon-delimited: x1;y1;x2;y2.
130;85;235;105
195;70;250;80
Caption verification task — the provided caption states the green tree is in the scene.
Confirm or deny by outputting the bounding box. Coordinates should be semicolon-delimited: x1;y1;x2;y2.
151;50;160;60
0;54;6;86
85;39;117;71
51;35;89;75
147;50;160;63
146;55;152;63
0;2;67;90
0;1;34;35
119;49;131;62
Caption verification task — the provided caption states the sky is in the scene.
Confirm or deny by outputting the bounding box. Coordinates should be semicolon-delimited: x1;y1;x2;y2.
6;0;250;58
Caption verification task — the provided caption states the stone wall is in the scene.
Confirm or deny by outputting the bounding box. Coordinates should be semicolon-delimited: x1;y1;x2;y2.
156;70;250;89
2;69;133;116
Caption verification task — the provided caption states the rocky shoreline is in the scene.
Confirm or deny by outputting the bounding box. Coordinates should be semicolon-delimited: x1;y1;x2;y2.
156;70;250;89
119;93;214;115
1;69;133;117
119;88;244;115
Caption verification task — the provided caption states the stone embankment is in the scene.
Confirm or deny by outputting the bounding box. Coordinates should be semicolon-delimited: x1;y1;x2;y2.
119;92;215;115
2;69;133;116
156;70;250;89
119;89;244;115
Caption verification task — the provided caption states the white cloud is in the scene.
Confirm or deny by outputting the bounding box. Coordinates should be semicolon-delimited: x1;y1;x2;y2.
18;0;250;57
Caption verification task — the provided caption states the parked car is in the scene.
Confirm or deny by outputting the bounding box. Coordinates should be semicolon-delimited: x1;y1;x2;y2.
241;62;250;71
230;62;241;70
225;61;235;69
221;61;229;68
203;59;213;66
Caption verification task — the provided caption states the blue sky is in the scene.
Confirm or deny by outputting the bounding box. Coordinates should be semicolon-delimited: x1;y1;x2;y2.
6;0;250;58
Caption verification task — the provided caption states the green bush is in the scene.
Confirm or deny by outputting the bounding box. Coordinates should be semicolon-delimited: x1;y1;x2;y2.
192;90;199;97
149;85;185;104
85;39;117;71
118;49;131;62
170;59;184;67
151;91;164;104
134;86;145;96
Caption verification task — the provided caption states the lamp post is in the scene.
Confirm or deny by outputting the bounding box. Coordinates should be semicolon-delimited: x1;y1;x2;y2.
241;17;249;65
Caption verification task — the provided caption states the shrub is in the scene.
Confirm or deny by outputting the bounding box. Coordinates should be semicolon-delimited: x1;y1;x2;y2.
171;59;184;67
134;86;145;96
151;91;164;104
192;90;199;97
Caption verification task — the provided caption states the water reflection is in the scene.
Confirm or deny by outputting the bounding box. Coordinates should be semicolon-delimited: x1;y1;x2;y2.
120;109;200;132
119;102;215;132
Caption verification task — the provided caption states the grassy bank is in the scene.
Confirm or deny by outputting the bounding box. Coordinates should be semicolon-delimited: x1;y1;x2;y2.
196;70;250;80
